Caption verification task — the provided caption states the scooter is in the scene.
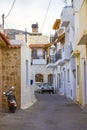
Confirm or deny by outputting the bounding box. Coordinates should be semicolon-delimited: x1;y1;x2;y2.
3;86;17;113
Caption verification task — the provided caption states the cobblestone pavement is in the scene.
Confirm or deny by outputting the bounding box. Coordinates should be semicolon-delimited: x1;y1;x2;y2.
0;94;87;130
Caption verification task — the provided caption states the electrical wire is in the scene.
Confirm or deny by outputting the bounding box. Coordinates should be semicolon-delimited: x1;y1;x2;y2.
35;0;51;43
5;0;16;19
40;0;51;32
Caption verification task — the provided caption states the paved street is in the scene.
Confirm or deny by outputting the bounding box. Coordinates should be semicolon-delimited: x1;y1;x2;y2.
0;94;87;130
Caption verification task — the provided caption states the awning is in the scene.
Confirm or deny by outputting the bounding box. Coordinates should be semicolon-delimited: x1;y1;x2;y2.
71;50;80;58
58;33;65;44
53;19;61;30
78;31;87;45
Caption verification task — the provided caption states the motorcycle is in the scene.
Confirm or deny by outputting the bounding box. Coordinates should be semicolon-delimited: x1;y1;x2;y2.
3;86;17;113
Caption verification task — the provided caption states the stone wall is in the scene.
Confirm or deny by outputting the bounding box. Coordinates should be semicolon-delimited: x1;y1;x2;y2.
0;48;2;109
1;47;21;109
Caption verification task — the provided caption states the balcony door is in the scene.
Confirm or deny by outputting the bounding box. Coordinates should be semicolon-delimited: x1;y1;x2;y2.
48;74;53;85
83;60;87;105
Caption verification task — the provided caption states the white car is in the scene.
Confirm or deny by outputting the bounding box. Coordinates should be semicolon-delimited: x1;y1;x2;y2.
39;82;54;94
34;82;42;93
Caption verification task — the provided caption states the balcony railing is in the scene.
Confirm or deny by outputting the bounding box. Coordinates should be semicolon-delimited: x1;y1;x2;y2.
50;55;55;63
55;49;61;62
31;53;46;65
32;54;45;59
48;49;62;64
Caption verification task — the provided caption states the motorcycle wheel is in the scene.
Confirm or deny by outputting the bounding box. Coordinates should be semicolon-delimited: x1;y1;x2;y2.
9;106;15;113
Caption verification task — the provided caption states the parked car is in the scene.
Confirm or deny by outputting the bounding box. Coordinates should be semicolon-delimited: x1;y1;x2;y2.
39;82;54;94
34;82;42;93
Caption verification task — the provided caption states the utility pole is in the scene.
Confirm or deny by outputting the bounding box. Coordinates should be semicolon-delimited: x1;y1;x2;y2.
2;14;5;33
25;28;27;43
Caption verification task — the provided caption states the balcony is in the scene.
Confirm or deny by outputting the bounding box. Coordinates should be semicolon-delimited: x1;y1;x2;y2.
32;54;46;65
71;58;76;70
46;55;56;68
62;46;71;61
71;50;80;58
78;31;87;45
46;49;62;68
61;6;73;27
61;21;69;27
56;59;65;66
55;49;62;62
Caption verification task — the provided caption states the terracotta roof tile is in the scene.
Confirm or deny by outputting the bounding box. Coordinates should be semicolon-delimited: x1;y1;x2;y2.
0;32;10;46
29;43;50;48
8;44;21;48
0;32;21;48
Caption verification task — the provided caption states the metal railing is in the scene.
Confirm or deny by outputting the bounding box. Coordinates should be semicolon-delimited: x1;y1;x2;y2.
32;54;45;59
48;49;62;64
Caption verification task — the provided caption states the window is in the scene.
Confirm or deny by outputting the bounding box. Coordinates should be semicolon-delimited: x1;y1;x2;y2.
32;49;37;59
48;74;53;85
35;74;43;82
67;69;70;82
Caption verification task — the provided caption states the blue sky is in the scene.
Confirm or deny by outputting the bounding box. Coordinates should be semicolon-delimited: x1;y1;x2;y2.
0;0;71;35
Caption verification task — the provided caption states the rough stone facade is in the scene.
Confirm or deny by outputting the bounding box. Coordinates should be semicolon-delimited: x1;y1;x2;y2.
1;47;21;109
0;48;2;109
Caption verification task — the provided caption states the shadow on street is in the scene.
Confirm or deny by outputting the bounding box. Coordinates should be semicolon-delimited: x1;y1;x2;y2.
0;93;87;130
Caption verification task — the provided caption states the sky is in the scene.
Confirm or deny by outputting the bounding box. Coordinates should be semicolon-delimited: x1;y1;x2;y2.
0;0;71;35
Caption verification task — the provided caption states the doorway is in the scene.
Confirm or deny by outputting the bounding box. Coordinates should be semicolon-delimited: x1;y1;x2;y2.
48;74;53;85
64;70;66;96
35;74;43;82
83;60;87;105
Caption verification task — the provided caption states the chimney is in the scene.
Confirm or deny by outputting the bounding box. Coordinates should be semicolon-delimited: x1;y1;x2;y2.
31;23;38;33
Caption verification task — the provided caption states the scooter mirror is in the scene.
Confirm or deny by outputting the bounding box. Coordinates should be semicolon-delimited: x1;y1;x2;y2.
11;86;15;90
3;92;6;95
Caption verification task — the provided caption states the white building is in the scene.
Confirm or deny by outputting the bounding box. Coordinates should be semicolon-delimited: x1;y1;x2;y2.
47;5;76;100
71;0;87;107
59;5;76;100
16;23;53;88
28;23;53;85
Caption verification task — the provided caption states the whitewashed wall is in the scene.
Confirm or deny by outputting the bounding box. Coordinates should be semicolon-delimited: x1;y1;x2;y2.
21;45;36;109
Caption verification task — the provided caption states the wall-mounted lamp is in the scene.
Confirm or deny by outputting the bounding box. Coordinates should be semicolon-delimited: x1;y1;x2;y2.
51;44;55;50
81;57;86;60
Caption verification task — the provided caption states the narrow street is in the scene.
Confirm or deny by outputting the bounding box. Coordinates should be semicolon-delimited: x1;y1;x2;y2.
0;94;87;130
